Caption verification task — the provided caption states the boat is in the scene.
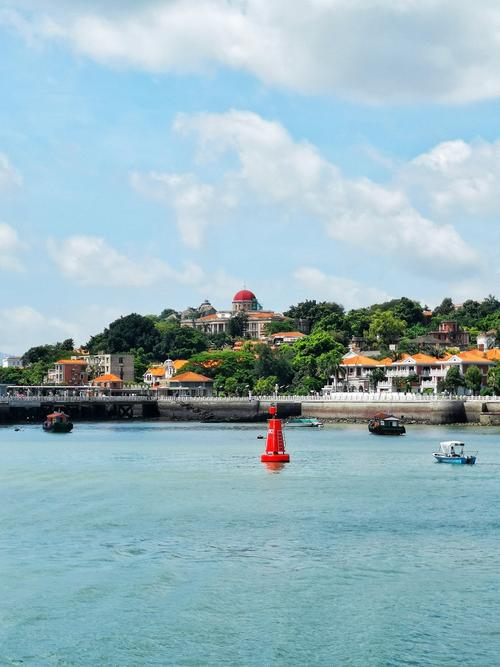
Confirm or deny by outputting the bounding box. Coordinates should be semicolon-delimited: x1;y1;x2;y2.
368;412;405;435
286;417;323;428
43;411;73;433
433;441;476;465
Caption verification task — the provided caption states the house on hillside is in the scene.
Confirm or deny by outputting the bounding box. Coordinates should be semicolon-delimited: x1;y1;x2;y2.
181;289;286;340
143;359;188;386
322;345;500;394
46;359;88;386
160;371;214;397
92;373;123;390
270;331;306;346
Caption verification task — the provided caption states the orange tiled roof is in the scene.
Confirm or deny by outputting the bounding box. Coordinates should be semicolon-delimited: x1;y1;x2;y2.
341;355;379;366
376;357;393;366
455;350;491;363
169;371;213;383
391;353;442;365
197;313;228;322
411;353;442;363
93;373;122;383
146;367;165;377
56;359;87;365
173;359;188;370
486;348;500;361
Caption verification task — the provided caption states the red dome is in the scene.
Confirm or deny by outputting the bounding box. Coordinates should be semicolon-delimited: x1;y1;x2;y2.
233;289;256;302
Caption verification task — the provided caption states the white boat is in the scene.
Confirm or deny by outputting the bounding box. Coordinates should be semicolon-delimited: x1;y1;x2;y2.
433;441;476;465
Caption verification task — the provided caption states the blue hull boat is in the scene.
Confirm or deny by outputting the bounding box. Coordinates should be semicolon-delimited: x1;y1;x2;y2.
434;454;476;465
433;441;476;465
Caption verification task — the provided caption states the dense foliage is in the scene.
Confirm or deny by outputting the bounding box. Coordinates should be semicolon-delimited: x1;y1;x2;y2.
5;294;500;391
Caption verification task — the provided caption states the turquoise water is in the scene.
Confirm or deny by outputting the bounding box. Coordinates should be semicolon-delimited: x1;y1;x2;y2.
1;422;500;666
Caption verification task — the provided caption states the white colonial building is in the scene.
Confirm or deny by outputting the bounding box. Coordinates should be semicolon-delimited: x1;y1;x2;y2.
181;289;286;340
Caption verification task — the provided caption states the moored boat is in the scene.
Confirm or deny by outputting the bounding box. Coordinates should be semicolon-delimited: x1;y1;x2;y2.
43;411;73;433
368;412;405;435
433;441;476;465
286;417;323;428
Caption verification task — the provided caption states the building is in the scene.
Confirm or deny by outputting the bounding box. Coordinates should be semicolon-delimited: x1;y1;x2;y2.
92;373;124;390
47;359;89;386
414;320;470;351
73;353;135;382
181;289;286;340
477;331;497;351
2;356;23;368
270;331;306;346
322;347;500;394
143;359;188;386
161;371;214;397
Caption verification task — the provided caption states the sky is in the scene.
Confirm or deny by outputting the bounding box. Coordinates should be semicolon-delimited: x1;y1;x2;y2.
1;0;500;353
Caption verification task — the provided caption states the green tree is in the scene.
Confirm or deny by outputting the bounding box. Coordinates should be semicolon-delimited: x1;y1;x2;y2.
344;308;371;338
443;365;464;393
285;300;345;332
228;312;248;338
464;365;482;394
87;314;160;355
487;362;500;395
0;367;25;385
367;367;387;391
367;310;406;347
154;325;208;360
22;339;75;365
391;297;424;326
433;297;454;317
316;349;344;383
262;319;296;336
253;376;278;395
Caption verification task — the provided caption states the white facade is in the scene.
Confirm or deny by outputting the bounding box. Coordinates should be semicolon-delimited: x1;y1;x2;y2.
2;356;23;368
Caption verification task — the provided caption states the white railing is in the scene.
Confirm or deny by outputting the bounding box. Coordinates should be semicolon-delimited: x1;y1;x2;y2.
0;395;156;403
1;393;499;405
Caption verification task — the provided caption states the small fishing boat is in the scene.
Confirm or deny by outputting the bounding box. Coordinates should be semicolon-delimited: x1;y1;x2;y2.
433;441;476;465
368;412;405;436
286;417;323;428
43;411;73;433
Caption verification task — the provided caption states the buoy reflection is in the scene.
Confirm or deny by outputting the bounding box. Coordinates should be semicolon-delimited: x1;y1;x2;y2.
263;462;287;474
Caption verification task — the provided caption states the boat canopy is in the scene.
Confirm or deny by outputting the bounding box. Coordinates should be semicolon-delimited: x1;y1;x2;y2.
438;441;464;455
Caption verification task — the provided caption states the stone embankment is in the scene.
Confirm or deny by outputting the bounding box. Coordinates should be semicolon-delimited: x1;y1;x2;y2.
301;399;467;425
1;396;499;425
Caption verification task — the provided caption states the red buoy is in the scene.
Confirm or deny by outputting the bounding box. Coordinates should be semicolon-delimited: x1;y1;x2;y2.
261;405;290;463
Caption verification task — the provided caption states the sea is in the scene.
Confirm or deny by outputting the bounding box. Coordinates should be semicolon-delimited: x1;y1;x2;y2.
1;422;500;666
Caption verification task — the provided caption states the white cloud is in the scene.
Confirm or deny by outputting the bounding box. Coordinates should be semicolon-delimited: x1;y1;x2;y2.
46;235;204;287
401;139;500;218
170;110;478;275
294;266;392;309
0;223;25;271
6;0;500;104
130;171;234;249
0;152;22;191
0;306;77;354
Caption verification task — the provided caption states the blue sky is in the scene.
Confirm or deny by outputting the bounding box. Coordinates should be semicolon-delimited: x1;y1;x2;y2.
1;0;500;353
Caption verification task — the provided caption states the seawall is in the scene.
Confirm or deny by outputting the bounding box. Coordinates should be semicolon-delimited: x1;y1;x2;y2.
157;400;301;422
1;397;496;425
301;399;468;425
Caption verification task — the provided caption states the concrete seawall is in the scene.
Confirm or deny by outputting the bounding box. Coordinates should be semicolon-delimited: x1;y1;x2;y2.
157;400;301;422
301;399;468;425
0;397;496;425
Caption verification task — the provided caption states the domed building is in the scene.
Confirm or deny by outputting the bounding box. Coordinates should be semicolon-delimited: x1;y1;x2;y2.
232;289;262;313
181;289;285;340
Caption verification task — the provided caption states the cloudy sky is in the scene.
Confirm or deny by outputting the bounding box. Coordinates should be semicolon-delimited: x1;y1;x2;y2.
1;0;500;353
